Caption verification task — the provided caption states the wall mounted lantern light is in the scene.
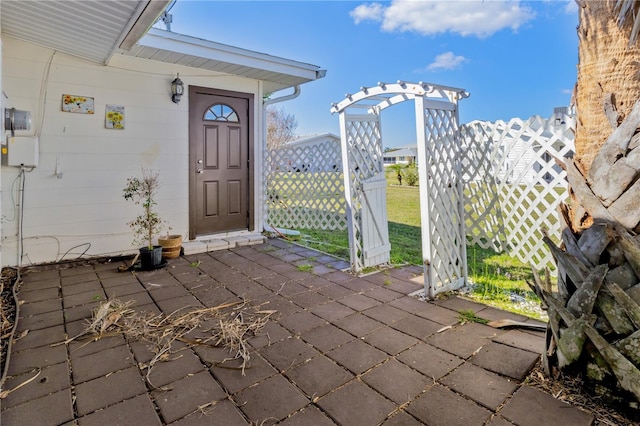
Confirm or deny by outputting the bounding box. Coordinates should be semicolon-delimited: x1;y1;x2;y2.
171;74;184;104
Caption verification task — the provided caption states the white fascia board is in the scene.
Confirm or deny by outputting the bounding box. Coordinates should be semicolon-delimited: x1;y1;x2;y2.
139;28;321;81
116;1;172;53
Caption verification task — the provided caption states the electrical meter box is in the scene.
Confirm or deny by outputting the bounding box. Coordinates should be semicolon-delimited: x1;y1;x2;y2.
7;136;39;167
4;108;32;131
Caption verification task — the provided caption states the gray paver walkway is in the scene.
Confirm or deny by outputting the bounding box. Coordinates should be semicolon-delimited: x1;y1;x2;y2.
1;239;595;425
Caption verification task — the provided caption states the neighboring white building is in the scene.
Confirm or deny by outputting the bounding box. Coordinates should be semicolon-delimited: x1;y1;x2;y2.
383;146;417;166
0;1;325;267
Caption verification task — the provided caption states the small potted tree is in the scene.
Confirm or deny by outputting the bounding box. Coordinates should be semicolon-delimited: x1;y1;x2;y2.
123;169;166;269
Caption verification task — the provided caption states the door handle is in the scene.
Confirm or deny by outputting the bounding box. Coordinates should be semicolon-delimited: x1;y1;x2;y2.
197;169;203;174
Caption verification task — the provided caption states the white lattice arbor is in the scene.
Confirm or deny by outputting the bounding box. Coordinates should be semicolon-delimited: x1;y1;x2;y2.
331;81;469;298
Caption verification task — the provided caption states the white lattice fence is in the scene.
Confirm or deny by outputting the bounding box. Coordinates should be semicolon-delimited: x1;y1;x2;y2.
460;113;575;270
417;101;467;297
265;139;347;231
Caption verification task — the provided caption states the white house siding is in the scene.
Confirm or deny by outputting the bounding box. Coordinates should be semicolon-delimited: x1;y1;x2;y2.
1;36;264;267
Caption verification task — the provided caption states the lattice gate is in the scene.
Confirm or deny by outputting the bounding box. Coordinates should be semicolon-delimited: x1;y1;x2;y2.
339;111;390;270
331;82;469;298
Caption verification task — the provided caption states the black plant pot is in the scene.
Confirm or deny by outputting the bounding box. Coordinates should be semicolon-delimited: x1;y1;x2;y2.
139;246;163;270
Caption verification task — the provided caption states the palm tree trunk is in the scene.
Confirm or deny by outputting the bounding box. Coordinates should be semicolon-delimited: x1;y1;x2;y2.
575;0;640;176
531;1;640;415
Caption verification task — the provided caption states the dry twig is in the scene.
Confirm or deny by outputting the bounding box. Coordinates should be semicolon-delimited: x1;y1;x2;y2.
63;298;274;385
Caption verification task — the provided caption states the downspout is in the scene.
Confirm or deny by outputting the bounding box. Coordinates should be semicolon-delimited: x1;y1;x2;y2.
263;85;301;107
261;85;301;232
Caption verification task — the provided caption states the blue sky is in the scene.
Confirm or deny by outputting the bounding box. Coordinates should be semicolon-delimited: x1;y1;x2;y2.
167;1;578;148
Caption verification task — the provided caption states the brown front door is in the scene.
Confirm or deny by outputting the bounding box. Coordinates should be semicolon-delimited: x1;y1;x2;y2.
189;86;253;239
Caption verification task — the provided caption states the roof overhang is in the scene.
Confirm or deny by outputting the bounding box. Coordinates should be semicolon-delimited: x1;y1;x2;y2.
124;28;326;95
1;0;171;64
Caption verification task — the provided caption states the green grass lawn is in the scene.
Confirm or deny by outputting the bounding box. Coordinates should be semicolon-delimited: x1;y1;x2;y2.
295;178;545;319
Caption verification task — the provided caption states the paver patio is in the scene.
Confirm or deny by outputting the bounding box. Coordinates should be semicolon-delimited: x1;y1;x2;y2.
1;239;595;425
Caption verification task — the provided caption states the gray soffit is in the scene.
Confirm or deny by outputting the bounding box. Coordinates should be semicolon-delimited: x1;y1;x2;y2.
1;0;170;64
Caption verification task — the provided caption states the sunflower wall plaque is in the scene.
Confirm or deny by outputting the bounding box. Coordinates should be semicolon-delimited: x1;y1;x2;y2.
62;94;94;114
105;105;125;129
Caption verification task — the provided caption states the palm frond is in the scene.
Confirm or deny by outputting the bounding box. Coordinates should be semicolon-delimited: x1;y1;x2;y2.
615;0;640;45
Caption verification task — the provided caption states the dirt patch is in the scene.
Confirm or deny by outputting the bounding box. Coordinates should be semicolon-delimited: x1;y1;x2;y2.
0;267;18;385
526;361;638;425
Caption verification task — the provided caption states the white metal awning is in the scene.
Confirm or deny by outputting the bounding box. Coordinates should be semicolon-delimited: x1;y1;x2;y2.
0;0;170;64
124;28;326;95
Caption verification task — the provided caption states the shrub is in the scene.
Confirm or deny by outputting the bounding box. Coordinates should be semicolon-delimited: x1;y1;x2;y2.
403;165;419;186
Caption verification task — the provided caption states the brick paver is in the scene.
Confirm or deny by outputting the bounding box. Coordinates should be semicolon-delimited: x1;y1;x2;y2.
426;321;504;358
493;329;545;353
260;336;320;371
500;386;594;426
301;323;355;352
284;355;353;398
145;349;206;388
397;342;464;380
338;293;381;311
10;324;65;352
152;371;226;423
211;353;277;394
407;384;492;426
472;342;540;380
19;298;62;317
234;375;309;423
317;380;396;425
60;280;102;297
327;339;388;375
16;309;64;331
2;362;70;409
278;405;337;426
310;301;356;322
77;394;161;426
71;344;136;383
279;310;326;334
247;320;291;349
363;304;410;324
362;358;429;404
2;241;604;425
18;286;59;303
6;344;67;376
391;314;443;340
363;325;418;355
382;411;424;425
440;363;518;410
334;313;384;337
75;366;147;416
168;399;247;426
0;388;74;426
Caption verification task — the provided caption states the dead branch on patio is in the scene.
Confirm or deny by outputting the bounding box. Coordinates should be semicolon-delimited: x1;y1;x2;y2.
63;298;275;385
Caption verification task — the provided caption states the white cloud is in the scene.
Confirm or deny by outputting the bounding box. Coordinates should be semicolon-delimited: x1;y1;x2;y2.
427;52;467;71
564;0;578;14
350;3;384;25
351;0;535;38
